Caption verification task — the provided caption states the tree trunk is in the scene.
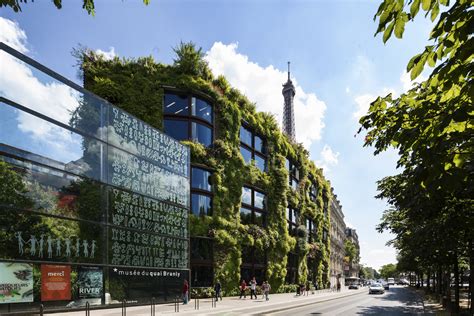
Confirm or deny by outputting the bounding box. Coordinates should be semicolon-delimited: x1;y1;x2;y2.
469;240;473;316
453;255;459;314
437;265;442;296
427;269;431;292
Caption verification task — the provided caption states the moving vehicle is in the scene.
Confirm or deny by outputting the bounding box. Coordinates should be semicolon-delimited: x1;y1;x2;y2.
387;278;395;285
346;277;360;290
368;283;385;294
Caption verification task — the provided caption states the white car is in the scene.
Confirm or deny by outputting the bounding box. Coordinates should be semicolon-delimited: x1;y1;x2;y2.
368;283;385;294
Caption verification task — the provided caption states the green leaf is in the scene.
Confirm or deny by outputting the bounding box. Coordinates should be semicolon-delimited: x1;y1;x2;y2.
439;0;449;5
383;20;396;43
410;55;426;80
394;16;406;38
453;154;464;168
422;0;431;11
431;3;440;21
410;0;421;18
427;52;436;67
407;53;422;71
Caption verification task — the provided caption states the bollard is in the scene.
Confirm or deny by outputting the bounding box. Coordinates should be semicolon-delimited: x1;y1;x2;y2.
150;297;156;316
39;304;44;316
122;299;127;316
85;301;90;316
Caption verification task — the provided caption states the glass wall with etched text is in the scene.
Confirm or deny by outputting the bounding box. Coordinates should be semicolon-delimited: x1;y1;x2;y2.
0;43;190;313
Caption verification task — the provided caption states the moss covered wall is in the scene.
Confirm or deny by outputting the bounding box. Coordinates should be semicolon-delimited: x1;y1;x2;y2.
80;46;332;292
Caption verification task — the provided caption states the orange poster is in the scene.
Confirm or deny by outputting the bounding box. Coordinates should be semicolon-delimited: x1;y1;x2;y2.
41;265;71;301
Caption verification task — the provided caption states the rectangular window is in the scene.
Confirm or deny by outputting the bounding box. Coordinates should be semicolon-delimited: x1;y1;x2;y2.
239;126;253;146
240;124;266;173
191;167;212;192
240;146;252;164
191;193;212;217
240;207;252;225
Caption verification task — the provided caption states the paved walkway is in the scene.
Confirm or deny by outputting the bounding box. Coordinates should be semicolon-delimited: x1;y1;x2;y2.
48;287;364;315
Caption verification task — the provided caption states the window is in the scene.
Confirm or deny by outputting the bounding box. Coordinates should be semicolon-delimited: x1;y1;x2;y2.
309;181;319;202
191;167;211;192
323;229;328;243
163;92;214;147
241;246;266;284
191;166;213;217
240;186;266;226
286;252;298;284
286;159;300;190
306;218;317;242
286;208;299;235
239;125;266;172
191;193;212;216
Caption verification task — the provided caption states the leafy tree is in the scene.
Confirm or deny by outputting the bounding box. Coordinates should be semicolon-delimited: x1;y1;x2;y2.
173;41;213;80
1;0;150;15
379;263;398;279
360;0;473;312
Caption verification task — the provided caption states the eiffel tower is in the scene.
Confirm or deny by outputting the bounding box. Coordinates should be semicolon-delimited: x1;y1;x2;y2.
282;62;296;142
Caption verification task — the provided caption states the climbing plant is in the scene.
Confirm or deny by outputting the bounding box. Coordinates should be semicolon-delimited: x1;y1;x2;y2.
78;43;333;292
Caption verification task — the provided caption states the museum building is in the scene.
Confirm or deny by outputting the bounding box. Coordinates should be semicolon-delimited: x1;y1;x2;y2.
0;42;341;313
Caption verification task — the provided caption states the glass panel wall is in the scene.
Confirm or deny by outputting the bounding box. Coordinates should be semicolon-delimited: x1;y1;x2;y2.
239;124;266;172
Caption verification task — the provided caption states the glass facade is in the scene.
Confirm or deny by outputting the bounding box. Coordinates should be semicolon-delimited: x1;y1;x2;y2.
240;186;266;227
163;92;214;147
0;44;190;313
239;125;266;172
287;159;300;190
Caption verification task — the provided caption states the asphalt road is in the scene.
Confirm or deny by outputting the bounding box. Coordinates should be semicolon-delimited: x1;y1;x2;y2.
266;286;431;316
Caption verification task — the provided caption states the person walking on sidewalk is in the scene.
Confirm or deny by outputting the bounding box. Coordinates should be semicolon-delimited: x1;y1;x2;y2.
262;281;271;301
337;280;341;292
239;279;247;299
250;277;257;299
182;279;189;304
214;280;222;301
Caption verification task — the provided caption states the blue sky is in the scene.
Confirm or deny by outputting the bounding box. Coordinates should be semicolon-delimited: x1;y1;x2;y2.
1;0;435;270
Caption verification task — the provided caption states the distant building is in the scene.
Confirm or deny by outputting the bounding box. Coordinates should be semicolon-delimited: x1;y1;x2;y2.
344;228;360;278
329;188;346;288
282;62;296;141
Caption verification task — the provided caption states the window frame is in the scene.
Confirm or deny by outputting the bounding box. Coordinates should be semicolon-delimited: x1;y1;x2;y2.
241;185;267;227
163;91;214;147
190;165;213;218
239;124;267;172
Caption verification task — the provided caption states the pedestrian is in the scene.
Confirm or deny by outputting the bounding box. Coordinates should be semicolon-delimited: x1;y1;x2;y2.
239;279;247;299
306;281;310;296
214;280;222;301
250;277;257;299
337;280;341;292
262;280;271;301
182;279;189;304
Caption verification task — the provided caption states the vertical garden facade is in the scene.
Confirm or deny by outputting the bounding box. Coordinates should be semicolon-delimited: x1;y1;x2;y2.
0;43;190;313
79;44;333;293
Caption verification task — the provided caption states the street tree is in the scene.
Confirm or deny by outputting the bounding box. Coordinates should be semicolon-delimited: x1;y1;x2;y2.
360;0;473;313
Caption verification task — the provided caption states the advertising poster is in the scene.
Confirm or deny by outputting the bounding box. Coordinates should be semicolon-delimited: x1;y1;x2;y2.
41;265;71;301
0;262;34;304
77;266;103;299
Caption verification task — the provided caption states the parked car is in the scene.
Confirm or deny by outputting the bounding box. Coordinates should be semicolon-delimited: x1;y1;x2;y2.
368;283;385;294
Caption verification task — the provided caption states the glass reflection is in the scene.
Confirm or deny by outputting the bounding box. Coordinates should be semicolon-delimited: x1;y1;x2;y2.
0;50;107;140
191;167;211;192
241;186;252;205
164;93;188;115
254;135;264;153
191;122;212;147
0;101;104;181
191;193;212;217
254;154;266;172
239;126;252;146
240;146;252;164
240;207;252;225
193;98;213;123
254;191;265;209
164;119;188;141
254;211;265;227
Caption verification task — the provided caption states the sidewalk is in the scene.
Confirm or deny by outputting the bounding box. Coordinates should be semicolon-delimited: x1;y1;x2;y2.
48;288;364;315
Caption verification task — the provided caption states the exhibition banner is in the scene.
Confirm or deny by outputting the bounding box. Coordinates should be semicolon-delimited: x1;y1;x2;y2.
0;262;33;304
41;265;71;301
77;266;103;299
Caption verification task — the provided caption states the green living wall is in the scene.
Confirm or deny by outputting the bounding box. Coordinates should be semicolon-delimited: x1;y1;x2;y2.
78;43;332;293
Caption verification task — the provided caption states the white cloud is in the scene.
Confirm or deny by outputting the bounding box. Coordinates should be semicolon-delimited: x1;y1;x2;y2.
362;246;397;271
316;144;340;173
0;17;84;163
205;42;326;149
95;47;116;60
0;17;28;53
